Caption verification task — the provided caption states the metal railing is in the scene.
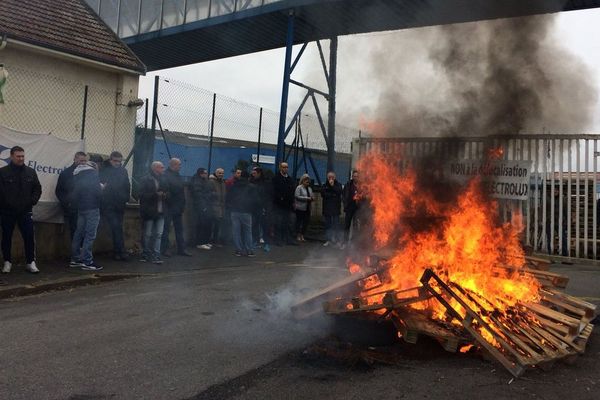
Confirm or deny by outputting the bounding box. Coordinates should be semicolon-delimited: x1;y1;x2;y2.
85;0;283;37
355;135;600;260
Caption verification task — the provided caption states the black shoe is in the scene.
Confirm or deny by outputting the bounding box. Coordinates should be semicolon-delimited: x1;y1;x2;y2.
161;251;172;258
247;251;256;257
234;251;244;257
152;257;164;264
178;251;193;257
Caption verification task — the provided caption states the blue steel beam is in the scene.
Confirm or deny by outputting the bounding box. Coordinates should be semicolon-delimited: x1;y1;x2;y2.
108;0;600;71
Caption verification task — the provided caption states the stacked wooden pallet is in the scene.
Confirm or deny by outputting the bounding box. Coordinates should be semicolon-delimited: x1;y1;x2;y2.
292;257;596;377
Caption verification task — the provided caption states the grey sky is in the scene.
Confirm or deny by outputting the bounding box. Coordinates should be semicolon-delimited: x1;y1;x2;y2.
138;8;600;134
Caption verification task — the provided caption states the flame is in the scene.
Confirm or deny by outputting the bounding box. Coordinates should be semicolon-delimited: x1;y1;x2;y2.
348;153;540;349
359;115;389;137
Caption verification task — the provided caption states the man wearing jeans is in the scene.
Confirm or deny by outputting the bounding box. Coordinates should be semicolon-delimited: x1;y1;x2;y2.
226;171;258;257
100;151;131;261
139;161;167;264
0;146;42;274
70;161;103;271
56;151;88;239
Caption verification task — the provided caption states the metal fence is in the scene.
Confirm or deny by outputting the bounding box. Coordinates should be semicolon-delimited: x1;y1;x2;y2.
139;75;357;156
355;135;600;261
0;65;137;157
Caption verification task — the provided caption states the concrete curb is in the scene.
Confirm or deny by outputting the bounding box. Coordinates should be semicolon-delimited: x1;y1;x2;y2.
0;273;148;300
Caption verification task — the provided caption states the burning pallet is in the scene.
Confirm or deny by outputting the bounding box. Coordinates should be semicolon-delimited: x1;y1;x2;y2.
292;259;596;378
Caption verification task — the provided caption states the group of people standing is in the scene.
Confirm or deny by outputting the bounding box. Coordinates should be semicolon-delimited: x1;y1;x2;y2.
0;146;362;275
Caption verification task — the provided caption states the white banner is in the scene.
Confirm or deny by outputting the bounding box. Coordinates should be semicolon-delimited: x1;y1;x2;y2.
0;126;84;222
446;159;532;200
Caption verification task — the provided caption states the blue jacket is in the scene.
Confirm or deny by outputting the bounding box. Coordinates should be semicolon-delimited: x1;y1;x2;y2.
72;164;102;211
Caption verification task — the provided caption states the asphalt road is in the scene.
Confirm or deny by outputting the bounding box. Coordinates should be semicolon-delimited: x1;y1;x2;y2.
0;249;598;400
0;252;347;400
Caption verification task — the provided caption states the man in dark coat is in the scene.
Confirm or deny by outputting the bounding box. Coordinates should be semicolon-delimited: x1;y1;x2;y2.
250;166;272;252
99;151;131;260
139;161;168;263
227;171;260;256
271;162;296;246
161;158;191;256
343;170;360;245
55;151;88;239
0;146;42;274
70;161;103;270
322;171;343;247
191;167;215;250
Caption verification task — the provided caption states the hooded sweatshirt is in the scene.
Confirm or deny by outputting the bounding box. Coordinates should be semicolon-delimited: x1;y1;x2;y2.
72;163;102;211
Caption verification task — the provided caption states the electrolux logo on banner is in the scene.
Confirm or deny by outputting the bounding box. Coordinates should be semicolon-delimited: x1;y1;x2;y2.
0;144;10;167
27;160;66;175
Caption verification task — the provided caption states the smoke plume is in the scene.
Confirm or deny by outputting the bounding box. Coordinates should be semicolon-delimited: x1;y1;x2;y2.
362;14;597;137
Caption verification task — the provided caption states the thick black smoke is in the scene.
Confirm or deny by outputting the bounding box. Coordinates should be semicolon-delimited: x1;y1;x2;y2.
369;14;597;137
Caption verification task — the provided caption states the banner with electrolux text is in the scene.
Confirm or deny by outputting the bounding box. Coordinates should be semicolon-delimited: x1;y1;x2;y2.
446;159;531;200
0;125;84;222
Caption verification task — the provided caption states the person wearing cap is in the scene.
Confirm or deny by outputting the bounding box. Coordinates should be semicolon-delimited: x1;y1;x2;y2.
191;167;216;250
69;160;104;271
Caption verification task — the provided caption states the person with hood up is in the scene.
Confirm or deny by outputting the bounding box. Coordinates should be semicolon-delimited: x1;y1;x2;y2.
70;161;104;271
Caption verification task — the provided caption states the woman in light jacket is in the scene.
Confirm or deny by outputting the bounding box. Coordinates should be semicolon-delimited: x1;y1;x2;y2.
294;174;314;242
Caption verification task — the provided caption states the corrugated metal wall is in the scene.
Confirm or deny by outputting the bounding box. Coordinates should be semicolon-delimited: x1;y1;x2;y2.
354;135;600;260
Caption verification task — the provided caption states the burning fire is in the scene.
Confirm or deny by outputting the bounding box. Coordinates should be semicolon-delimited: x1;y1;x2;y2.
348;153;541;347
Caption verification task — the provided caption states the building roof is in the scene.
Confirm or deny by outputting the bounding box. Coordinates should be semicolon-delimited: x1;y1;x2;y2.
0;0;146;74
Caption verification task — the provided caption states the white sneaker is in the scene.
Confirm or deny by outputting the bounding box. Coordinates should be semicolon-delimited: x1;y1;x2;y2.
323;241;330;247
259;238;265;244
26;261;39;274
2;261;12;273
196;244;211;250
338;243;346;250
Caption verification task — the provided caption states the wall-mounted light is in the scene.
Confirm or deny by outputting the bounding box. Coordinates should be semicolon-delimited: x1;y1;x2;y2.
127;98;145;108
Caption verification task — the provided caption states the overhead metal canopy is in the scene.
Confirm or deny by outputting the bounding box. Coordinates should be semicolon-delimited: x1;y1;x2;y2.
104;0;600;71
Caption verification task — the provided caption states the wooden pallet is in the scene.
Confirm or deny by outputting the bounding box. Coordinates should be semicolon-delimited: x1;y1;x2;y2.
419;269;591;377
390;310;470;352
496;265;570;288
322;286;432;315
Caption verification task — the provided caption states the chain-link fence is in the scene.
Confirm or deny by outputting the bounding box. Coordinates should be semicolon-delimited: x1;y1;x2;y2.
0;65;138;158
138;76;357;153
133;76;357;186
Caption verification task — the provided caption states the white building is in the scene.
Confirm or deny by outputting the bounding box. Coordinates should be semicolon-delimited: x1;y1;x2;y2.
0;0;146;156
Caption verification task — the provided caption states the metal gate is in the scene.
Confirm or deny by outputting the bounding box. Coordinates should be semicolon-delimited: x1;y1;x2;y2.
353;135;600;261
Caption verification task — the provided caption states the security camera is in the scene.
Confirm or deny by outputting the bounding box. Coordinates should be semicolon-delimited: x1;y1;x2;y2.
127;98;145;108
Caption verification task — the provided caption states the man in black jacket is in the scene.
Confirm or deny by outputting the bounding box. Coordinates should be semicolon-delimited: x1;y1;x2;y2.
0;146;42;274
55;151;88;239
161;158;191;257
272;162;296;246
99;151;131;261
70;161;103;271
343;170;360;245
227;171;259;256
250;167;272;252
139;161;168;263
191;168;215;250
322;171;343;247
